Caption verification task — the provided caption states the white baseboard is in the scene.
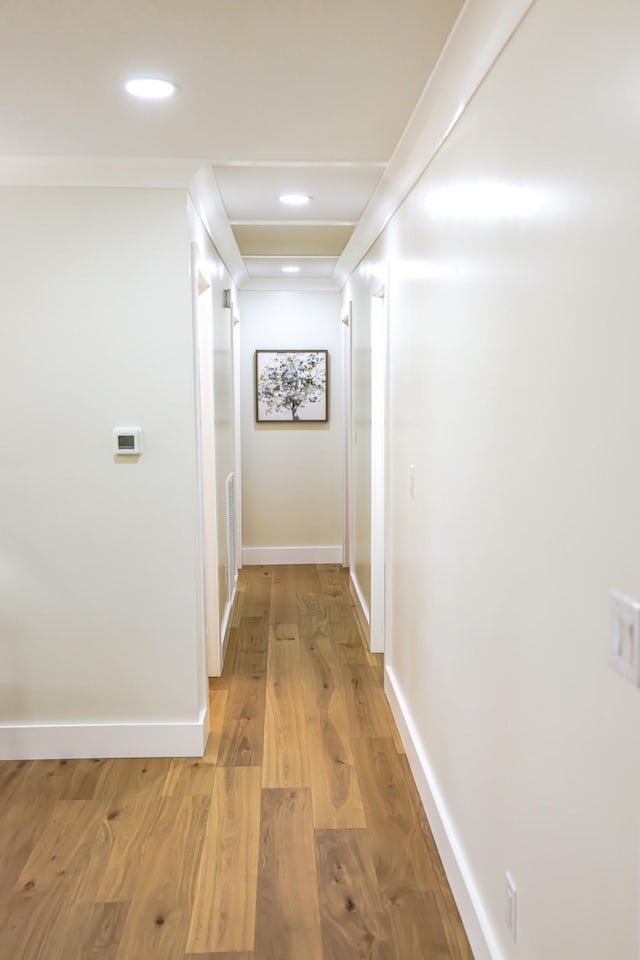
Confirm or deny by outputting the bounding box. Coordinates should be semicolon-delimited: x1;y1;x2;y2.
219;580;236;670
349;569;370;624
220;598;232;656
384;666;502;960
242;545;343;565
0;705;208;761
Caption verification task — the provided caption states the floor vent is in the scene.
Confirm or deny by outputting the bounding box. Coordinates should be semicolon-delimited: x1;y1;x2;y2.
226;473;236;603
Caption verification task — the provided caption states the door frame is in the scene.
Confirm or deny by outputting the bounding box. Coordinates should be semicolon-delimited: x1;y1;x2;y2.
341;302;352;568
369;281;389;654
190;244;222;683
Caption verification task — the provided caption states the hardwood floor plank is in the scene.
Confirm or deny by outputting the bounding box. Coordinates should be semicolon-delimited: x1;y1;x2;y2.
58;758;116;801
184;954;252;960
436;890;475;960
162;758;216;797
0;758;33;802
294;563;323;595
316;563;346;599
186;767;261;954
301;635;365;828
386;889;451;959
204;688;230;762
0;760;69;902
340;662;397;740
398;756;473;958
0;800;105;960
254;788;323;960
329;619;368;665
38;900;130;960
267;623;302;684
243;567;272;618
262;681;309;789
353;738;440;894
239;615;269;653
315;828;393;960
269;564;298;623
92;757;172;804
74;795;164;904
115;795;209;960
218;675;266;767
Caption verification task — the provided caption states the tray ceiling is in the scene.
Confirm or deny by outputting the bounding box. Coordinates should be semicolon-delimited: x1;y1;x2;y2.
0;0;465;289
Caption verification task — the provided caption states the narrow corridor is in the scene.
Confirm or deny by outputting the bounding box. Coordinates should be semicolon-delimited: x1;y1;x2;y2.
0;565;473;959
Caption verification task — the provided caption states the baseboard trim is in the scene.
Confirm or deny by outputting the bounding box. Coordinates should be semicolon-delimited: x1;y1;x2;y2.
0;705;208;761
384;665;502;960
349;569;370;624
242;545;343;565
220;598;232;659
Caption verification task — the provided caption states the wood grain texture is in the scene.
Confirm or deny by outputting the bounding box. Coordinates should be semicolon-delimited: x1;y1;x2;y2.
218;676;266;767
243;567;272;618
262;680;309;788
269;564;298;623
315;829;393;959
267;623;302;684
0;564;474;960
1;799;105;960
254;788;323;960
353;737;440;894
301;634;365;828
186;766;261;954
37;901;130;960
340;661;397;739
386;889;452;959
204;687;230;762
74;795;164;904
185;954;252;960
162;758;216;797
114;795;209;960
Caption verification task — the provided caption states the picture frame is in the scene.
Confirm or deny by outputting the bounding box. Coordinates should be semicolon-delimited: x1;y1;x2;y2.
255;349;328;422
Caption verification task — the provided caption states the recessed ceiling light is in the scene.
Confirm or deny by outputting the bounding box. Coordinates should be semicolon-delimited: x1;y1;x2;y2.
279;194;311;206
282;265;301;273
125;77;177;99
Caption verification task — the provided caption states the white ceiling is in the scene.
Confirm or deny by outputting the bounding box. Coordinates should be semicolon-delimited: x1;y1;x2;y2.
0;0;465;289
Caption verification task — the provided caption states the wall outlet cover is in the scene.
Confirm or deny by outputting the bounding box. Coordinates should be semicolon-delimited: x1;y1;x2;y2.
609;590;640;686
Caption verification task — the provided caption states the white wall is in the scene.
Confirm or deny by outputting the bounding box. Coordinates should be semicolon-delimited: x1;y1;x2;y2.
347;1;640;957
239;290;342;563
0;186;205;757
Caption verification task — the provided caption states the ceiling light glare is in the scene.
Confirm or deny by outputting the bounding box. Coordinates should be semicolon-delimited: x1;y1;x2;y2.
279;193;311;206
282;265;301;273
125;77;177;99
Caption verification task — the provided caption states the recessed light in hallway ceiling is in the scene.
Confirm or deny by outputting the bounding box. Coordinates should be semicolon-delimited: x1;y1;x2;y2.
124;77;178;99
279;193;311;206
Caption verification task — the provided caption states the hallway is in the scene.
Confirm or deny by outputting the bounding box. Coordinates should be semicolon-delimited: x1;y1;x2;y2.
0;564;472;959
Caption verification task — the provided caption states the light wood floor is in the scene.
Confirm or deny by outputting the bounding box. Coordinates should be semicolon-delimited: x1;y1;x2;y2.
0;564;473;959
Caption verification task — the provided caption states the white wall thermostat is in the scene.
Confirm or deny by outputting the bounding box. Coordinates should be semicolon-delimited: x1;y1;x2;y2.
113;427;142;456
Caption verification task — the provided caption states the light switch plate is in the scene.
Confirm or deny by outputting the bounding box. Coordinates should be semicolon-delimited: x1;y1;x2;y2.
609;591;640;686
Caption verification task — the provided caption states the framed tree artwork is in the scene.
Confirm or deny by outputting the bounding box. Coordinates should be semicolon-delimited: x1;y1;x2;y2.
255;349;328;422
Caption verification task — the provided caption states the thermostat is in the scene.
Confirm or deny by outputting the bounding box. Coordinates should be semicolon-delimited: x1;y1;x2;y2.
113;427;142;456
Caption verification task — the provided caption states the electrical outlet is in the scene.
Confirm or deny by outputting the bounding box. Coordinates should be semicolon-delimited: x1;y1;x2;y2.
609;591;640;686
505;873;517;942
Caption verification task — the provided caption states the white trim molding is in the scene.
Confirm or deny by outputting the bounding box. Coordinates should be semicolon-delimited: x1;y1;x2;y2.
242;545;342;566
349;569;371;626
0;707;209;761
384;665;504;960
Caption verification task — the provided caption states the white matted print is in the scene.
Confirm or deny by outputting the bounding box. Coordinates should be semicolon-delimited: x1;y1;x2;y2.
255;350;328;422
